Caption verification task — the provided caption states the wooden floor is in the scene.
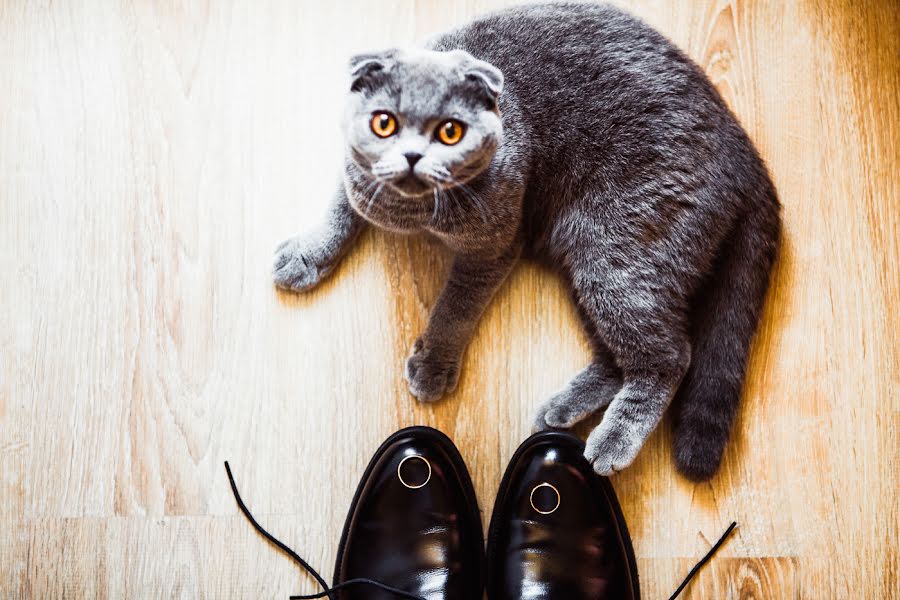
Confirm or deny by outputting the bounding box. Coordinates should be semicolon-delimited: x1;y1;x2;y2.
1;1;897;598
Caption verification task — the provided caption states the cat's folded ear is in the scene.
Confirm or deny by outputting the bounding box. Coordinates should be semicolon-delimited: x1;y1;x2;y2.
452;50;504;109
348;50;396;93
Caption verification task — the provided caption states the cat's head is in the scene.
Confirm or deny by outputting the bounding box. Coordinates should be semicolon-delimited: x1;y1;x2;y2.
342;48;504;198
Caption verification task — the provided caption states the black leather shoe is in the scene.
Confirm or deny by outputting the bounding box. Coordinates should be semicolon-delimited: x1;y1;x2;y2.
334;426;485;599
486;431;640;600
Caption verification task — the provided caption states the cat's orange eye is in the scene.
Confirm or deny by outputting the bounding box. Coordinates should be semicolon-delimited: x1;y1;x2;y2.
370;112;397;138
436;120;465;145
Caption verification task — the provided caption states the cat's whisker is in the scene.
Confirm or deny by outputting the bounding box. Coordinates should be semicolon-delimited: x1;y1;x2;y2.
366;182;385;214
418;168;448;187
442;188;456;224
371;161;406;179
359;178;380;204
403;165;489;225
449;179;490;225
433;167;454;182
431;188;443;225
446;187;466;223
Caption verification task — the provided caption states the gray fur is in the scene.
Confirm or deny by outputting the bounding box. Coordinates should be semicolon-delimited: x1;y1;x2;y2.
274;2;781;479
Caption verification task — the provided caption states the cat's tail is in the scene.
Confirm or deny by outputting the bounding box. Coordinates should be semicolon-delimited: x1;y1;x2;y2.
673;185;781;481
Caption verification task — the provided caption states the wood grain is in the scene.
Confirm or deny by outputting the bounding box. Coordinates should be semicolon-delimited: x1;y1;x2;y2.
1;0;897;598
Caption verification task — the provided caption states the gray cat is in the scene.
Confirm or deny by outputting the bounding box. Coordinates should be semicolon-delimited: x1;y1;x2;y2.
273;2;780;480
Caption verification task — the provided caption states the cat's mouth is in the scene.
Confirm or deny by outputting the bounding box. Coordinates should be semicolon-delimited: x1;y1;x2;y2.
389;173;433;197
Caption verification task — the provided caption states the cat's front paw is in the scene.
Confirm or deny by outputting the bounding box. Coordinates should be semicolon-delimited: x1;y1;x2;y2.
532;388;600;431
404;338;461;402
272;235;335;292
583;419;644;476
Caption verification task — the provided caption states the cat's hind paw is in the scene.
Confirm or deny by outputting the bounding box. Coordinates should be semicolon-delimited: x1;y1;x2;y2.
532;372;618;431
584;419;645;476
404;338;461;402
532;391;596;431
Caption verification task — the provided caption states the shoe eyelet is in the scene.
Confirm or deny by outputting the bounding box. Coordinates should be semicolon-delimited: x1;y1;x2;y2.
530;482;560;515
397;455;432;489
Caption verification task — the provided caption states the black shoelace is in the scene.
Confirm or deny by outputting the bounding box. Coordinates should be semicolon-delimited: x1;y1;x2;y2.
225;462;424;600
225;461;736;600
667;520;738;600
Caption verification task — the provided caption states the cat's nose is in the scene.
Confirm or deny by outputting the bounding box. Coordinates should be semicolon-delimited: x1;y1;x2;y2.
403;152;423;169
